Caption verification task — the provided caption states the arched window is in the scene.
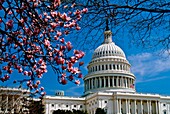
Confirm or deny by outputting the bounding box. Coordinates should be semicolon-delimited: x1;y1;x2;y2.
110;78;112;87
96;66;97;71
102;65;104;70
106;64;108;70
113;64;115;69
109;64;112;69
106;77;108;87
114;77;117;86
102;78;104;87
117;64;119;70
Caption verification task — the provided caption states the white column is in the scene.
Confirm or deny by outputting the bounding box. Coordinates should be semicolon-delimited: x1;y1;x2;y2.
115;99;118;113
116;77;119;87
112;77;114;87
99;77;102;88
158;101;161;114
155;101;159;114
141;100;143;114
125;78;127;88
125;99;128;113
134;100;136;114
147;101;149;113
149;101;152;114
91;78;93;89
104;77;106;87
128;99;130;114
119;99;122;113
108;76;110;87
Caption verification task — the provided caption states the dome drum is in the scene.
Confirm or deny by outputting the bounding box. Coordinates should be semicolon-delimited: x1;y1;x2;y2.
84;75;135;94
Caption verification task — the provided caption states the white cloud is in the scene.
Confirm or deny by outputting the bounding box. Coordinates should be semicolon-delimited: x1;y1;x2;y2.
65;84;84;96
128;52;170;83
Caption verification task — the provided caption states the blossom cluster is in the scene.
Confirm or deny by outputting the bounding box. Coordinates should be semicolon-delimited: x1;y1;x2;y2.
0;0;87;97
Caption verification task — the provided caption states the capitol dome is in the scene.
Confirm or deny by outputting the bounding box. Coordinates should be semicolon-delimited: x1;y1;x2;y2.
92;42;126;59
84;29;136;95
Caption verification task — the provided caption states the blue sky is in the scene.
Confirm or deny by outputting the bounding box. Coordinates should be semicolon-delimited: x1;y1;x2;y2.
1;32;170;97
39;38;170;96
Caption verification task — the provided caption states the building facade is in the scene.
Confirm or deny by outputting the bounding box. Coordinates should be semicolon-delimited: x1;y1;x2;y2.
0;87;30;114
43;28;170;114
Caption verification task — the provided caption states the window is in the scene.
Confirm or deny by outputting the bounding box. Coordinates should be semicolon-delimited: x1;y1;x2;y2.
163;104;166;106
109;64;112;69
102;65;104;70
113;64;115;69
99;65;100;71
164;110;166;114
51;104;54;107
110;78;112;86
106;64;108;70
66;105;68;107
74;105;76;108
102;78;104;87
80;105;83;108
106;78;108;87
117;64;119;70
105;101;107;103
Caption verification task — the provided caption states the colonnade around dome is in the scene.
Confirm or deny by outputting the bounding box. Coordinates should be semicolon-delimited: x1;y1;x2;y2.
84;75;135;94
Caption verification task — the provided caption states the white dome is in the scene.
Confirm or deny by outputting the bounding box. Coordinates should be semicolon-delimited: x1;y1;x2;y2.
84;30;136;95
92;42;125;59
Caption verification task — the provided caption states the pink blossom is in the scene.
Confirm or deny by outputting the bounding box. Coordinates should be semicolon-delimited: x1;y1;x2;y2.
61;78;67;85
82;8;88;13
61;13;71;21
74;9;81;15
75;80;80;85
0;18;2;23
60;38;65;43
40;87;44;91
44;39;50;47
6;20;13;29
50;22;58;29
23;71;28;75
41;92;46;96
4;74;10;80
79;62;84;66
71;67;80;74
8;10;12;15
28;71;32;76
57;31;62;37
76;26;81;30
36;80;41;85
66;41;72;51
70;56;77;63
78;73;83;78
51;11;57;17
69;75;74;80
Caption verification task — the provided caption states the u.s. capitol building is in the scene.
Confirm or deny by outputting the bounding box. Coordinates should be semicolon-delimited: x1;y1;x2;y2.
43;28;170;114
